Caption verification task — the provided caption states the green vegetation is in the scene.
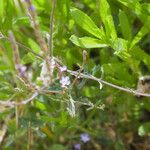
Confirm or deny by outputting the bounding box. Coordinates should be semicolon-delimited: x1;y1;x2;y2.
0;0;150;149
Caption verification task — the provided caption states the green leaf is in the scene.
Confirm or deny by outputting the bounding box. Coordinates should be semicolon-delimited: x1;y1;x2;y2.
130;46;150;70
70;8;104;39
13;17;30;26
130;20;150;49
35;101;46;110
99;0;117;40
27;38;41;54
0;0;4;18
111;38;130;60
138;122;150;136
22;52;36;64
119;10;132;41
70;35;108;48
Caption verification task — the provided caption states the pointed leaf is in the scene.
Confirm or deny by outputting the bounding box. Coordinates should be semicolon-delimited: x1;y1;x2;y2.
70;8;104;39
70;35;108;48
119;10;132;41
99;0;117;39
130;20;150;49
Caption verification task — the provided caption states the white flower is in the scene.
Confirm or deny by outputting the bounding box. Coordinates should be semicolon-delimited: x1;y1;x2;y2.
40;57;55;86
59;66;67;72
60;76;70;88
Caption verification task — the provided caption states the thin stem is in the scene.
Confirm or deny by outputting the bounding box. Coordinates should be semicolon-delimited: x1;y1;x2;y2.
67;70;150;97
8;31;20;68
49;0;57;57
2;35;43;59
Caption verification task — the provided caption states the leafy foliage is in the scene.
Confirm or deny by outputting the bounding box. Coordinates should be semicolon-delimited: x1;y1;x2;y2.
0;0;150;150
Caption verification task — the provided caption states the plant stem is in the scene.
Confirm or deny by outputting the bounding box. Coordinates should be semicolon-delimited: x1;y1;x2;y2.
49;0;57;57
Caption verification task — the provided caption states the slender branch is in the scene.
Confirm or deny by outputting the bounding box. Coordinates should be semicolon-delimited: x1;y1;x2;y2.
0;34;43;59
0;92;38;107
67;70;150;97
24;0;48;54
8;31;21;68
49;0;57;57
0;89;63;107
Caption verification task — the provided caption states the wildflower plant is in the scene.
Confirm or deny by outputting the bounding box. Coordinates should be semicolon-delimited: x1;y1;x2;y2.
0;0;149;149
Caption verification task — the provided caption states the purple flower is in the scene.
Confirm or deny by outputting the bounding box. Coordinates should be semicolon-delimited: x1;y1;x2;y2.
60;76;70;88
29;5;35;11
80;133;90;143
73;143;81;150
15;64;27;77
59;66;67;72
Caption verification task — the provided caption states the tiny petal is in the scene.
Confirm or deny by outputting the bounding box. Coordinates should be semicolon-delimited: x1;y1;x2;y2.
29;5;35;11
15;64;27;77
73;143;81;150
80;133;90;143
59;66;67;72
60;76;70;88
20;65;27;72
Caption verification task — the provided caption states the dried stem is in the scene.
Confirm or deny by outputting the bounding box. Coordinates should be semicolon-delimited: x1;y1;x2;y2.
8;31;29;83
67;70;150;97
0;92;38;107
8;31;20;69
25;0;48;54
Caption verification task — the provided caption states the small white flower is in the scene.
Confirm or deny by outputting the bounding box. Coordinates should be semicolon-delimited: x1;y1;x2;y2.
40;57;55;86
60;76;70;88
59;66;67;72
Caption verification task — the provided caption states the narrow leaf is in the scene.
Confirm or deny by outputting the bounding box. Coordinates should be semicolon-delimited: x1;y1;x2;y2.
99;0;117;39
130;21;150;49
70;35;108;48
28;38;41;54
70;8;104;39
119;10;132;41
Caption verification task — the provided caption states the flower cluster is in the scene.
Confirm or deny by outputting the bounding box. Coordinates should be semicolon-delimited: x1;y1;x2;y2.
40;59;71;88
73;133;90;150
60;76;70;88
23;0;35;11
80;133;90;143
40;57;55;86
58;65;70;88
59;66;67;72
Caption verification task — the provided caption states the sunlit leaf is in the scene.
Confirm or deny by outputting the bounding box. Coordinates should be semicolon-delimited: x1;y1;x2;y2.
70;35;108;48
70;8;104;39
99;0;117;40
